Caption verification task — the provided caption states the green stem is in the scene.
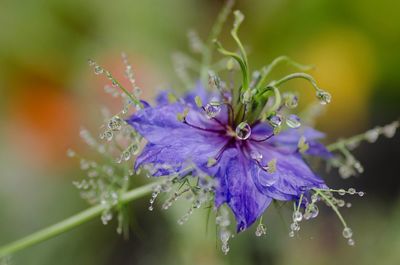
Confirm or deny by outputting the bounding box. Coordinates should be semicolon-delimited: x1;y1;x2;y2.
256;56;314;91
273;72;321;92
0;182;158;258
315;189;347;228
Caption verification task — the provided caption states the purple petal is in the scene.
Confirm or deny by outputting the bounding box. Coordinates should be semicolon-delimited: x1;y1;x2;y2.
127;103;229;144
249;142;327;201
272;126;331;158
213;145;272;232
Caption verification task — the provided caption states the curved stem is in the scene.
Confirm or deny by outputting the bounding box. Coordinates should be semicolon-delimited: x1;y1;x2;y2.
0;182;159;258
262;86;281;120
256;56;314;91
273;72;322;92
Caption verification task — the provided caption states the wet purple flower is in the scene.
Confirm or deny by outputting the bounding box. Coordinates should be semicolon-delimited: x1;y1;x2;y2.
127;83;330;232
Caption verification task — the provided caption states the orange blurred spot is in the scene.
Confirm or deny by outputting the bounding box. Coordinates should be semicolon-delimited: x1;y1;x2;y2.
6;82;81;169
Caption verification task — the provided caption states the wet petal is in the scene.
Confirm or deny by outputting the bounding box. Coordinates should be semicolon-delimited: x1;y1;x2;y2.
250;142;327;201
213;146;272;232
127;103;227;145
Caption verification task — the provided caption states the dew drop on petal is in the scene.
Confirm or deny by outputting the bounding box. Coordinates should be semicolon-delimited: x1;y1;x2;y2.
286;114;301;129
268;115;282;127
250;150;263;162
235;122;251;140
204;103;221;118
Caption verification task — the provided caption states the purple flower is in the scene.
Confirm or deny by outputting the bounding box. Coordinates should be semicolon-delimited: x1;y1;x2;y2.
127;84;330;232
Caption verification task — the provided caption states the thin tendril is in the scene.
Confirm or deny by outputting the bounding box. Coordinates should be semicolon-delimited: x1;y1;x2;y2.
250;133;274;142
183;118;225;134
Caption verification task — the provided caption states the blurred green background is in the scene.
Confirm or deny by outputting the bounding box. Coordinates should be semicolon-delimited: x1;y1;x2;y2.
0;0;399;264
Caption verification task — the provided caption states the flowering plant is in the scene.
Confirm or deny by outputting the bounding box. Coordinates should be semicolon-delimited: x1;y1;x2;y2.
0;0;398;260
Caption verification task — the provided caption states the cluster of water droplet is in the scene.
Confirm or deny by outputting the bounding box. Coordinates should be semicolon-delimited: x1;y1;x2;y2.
67;55;148;233
216;207;232;255
255;222;267;237
69;145;130;226
329;121;399;179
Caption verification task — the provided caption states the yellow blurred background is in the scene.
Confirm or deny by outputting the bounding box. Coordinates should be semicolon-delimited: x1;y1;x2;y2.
0;0;399;264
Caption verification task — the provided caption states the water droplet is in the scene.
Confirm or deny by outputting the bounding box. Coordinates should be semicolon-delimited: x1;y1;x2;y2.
284;93;298;109
268;115;282;127
354;162;364;173
337;199;345;207
204;103;221;118
286;114;301;129
342;227;353;238
288;231;295;238
101;210;113;225
383;122;398;138
80;159;90;170
348;188;356;195
365;129;379;143
108;116;123;131
358;191;364;197
293;211;303;222
316;90;331;105
311;194;318;203
347;238;355;246
308;204;319;219
122;150;131;161
346;202;352;208
221;243;230;255
255;223;267;237
242;89;252;104
220;230;231;243
250;150;263;162
235;122;252;140
290;222;300;231
101;130;113;141
94;65;103;75
338;189;346;196
339;166;354;179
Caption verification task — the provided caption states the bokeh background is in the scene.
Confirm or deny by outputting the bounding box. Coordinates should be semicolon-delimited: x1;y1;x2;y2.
0;0;399;264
